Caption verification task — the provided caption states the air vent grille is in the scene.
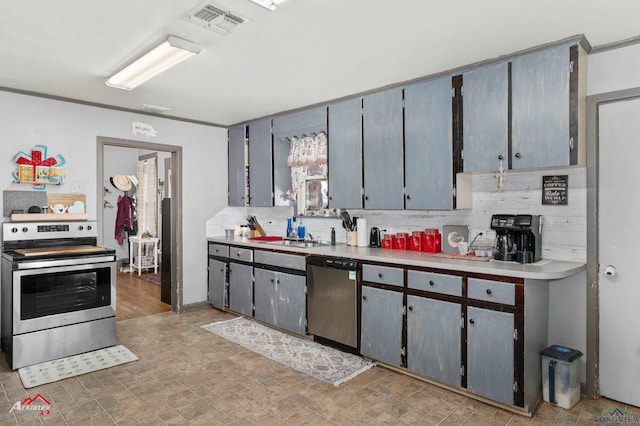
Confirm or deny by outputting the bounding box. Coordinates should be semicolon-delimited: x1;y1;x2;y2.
183;2;249;35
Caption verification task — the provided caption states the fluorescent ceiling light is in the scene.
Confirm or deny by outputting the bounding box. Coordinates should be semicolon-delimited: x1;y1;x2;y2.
106;36;200;90
249;0;286;11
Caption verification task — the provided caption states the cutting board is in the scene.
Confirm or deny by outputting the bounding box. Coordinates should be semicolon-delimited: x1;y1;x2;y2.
48;194;86;212
14;245;107;257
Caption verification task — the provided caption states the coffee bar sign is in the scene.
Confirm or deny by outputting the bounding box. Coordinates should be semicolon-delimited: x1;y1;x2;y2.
542;175;568;205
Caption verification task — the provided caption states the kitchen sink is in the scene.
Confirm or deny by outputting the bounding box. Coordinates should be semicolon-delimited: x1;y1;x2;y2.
260;239;328;248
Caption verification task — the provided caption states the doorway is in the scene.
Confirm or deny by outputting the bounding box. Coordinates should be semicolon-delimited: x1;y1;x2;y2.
587;87;640;404
97;137;183;317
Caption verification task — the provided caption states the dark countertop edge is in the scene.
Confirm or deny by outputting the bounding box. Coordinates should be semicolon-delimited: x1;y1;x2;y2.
207;236;586;281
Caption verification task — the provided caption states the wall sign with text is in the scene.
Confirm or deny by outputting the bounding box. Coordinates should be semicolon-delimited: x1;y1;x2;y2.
542;175;568;205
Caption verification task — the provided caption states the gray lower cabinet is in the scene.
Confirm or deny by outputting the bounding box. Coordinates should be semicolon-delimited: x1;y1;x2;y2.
208;258;227;310
466;306;515;405
247;117;273;206
362;88;404;209
328;97;363;209
360;286;403;367
404;76;453;210
254;268;306;335
228;262;253;316
407;295;461;387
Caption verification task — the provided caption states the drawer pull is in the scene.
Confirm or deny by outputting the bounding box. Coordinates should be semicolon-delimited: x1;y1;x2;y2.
486;289;492;295
408;306;414;311
469;318;475;325
237;252;241;256
363;295;368;301
378;273;383;278
429;280;435;286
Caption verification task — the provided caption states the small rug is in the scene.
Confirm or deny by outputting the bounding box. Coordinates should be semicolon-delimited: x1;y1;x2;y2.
137;272;161;286
18;345;139;389
202;317;375;386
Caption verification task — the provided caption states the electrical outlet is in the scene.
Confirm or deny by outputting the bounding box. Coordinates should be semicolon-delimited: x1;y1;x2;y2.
70;182;84;193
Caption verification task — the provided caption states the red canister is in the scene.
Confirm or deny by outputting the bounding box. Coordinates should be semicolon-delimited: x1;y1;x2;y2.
410;231;425;251
381;234;395;249
422;228;442;253
423;233;435;252
395;233;409;250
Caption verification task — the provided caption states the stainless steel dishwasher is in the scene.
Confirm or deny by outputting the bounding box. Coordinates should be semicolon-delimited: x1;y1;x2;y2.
307;256;359;350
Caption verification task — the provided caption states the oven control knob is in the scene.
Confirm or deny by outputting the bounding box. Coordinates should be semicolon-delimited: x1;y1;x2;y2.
86;225;92;231
22;227;28;233
78;225;84;231
11;227;18;233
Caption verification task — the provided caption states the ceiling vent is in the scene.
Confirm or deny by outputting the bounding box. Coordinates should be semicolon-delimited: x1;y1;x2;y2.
182;2;249;35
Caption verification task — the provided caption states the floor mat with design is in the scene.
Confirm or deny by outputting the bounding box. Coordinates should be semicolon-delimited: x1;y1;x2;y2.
18;345;139;389
202;317;375;386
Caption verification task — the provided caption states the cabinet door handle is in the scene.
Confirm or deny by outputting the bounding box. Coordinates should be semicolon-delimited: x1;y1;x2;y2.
408;305;414;311
329;195;333;200
469;318;475;325
498;154;504;160
486;288;492;295
515;152;521;159
270;278;275;283
429;280;435;286
365;196;369;201
406;194;412;200
362;295;368;301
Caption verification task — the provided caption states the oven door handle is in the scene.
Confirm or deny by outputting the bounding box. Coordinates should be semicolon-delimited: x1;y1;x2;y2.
15;255;116;270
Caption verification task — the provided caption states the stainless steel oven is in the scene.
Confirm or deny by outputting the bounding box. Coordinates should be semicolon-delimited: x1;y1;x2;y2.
1;221;117;369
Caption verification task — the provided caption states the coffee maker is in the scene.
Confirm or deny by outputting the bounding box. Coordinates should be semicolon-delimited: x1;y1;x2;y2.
490;214;542;263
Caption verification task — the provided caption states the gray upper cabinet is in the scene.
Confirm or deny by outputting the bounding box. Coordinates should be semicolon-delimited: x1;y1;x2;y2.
328;98;363;209
463;63;509;173
404;76;453;210
248;118;273;206
363;88;404;209
228;124;246;206
511;44;571;169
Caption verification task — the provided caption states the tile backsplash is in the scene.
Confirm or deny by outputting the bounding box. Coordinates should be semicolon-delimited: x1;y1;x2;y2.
207;166;586;263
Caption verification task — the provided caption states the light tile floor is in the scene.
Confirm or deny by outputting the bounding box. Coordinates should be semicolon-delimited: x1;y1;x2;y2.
0;307;636;425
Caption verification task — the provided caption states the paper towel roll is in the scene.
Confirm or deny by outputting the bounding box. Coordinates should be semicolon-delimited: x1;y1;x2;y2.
357;218;368;247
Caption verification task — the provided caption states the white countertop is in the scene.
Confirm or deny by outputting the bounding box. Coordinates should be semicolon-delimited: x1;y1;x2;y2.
208;236;585;281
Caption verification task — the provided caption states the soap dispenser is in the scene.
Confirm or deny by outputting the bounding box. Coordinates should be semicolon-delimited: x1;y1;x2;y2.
286;217;293;238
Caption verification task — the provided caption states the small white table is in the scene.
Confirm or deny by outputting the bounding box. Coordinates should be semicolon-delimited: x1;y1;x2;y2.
129;236;159;276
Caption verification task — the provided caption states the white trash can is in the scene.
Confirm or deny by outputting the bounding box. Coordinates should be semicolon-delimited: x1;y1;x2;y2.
541;345;583;409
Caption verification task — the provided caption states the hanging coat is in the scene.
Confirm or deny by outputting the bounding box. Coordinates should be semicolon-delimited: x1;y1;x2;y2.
115;194;137;245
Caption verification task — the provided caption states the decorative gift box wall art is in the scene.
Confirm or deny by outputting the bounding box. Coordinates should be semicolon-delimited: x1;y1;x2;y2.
12;145;65;190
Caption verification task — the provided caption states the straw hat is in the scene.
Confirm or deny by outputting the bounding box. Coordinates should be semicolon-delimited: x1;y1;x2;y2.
111;174;132;191
127;175;139;187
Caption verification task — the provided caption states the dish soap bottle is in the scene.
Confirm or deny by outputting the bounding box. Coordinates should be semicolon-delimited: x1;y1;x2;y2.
286;217;293;238
297;218;305;239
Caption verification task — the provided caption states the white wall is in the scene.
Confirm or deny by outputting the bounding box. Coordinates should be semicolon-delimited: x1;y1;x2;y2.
0;91;228;305
588;42;640;95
